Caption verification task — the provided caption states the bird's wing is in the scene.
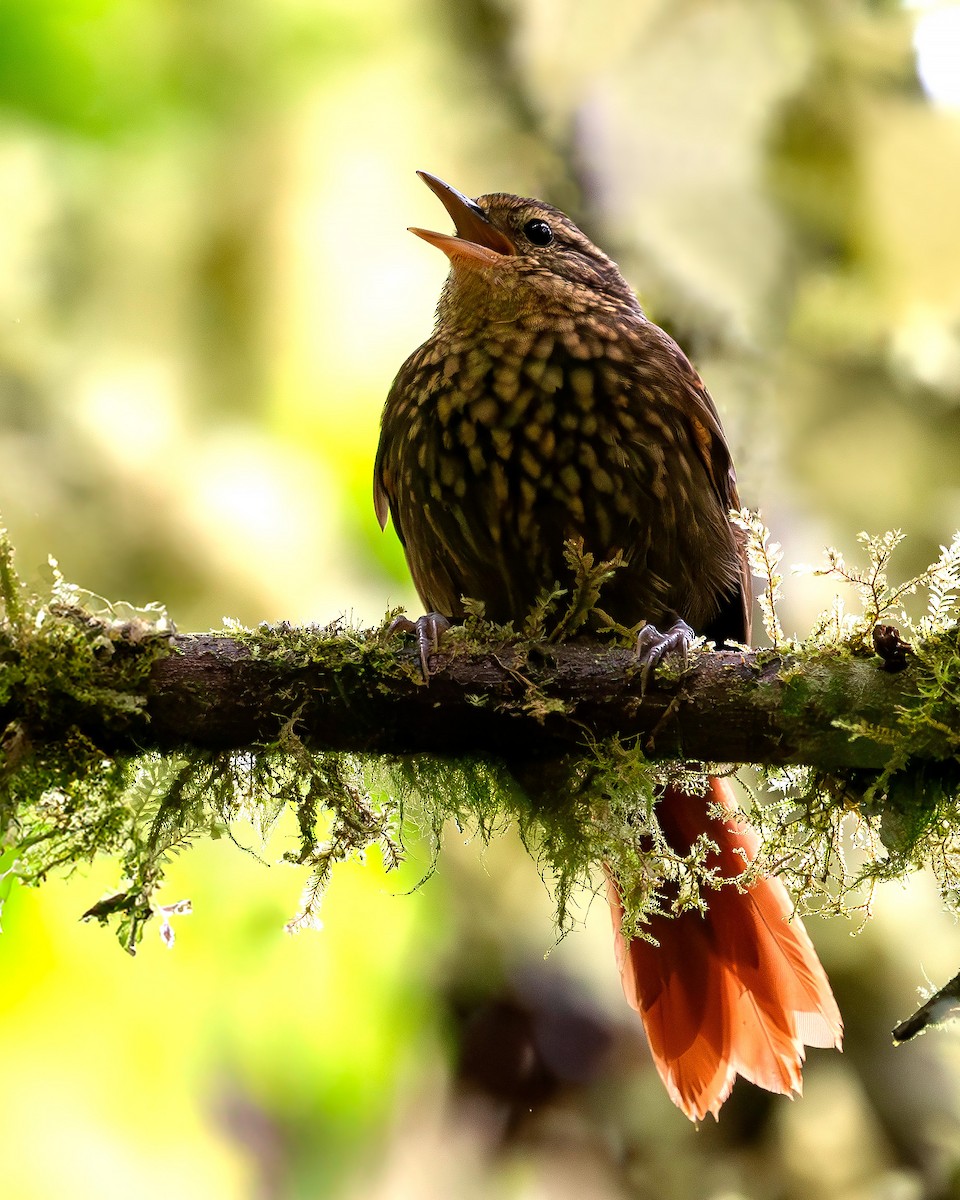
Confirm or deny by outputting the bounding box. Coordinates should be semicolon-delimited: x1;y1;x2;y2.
646;327;751;644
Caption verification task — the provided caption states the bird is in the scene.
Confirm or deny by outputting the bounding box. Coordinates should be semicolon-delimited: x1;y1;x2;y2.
374;170;843;1121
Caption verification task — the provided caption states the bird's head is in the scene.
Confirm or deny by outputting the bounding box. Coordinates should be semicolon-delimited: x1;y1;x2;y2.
410;171;643;328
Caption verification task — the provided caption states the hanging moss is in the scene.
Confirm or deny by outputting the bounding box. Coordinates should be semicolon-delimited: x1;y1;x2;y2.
2;520;960;953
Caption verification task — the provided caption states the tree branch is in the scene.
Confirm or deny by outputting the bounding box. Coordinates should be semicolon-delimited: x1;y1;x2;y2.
5;621;954;772
4;603;959;951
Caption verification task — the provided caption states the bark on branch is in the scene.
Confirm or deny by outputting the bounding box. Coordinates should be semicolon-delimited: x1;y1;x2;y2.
6;624;951;772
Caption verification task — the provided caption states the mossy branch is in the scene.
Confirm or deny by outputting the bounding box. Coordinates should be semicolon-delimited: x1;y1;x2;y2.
3;522;960;952
0;622;953;771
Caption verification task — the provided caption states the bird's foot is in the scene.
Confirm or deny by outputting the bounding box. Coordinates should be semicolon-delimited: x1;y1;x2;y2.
635;618;694;694
387;611;452;679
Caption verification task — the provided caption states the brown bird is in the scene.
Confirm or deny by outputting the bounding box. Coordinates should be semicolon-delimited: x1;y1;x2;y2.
375;171;842;1121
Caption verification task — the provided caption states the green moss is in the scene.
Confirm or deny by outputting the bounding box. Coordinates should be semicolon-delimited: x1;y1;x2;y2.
2;520;960;952
747;531;960;919
1;528;181;948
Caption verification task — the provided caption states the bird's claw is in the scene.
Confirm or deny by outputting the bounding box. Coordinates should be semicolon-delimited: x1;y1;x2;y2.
387;611;452;679
635;618;694;694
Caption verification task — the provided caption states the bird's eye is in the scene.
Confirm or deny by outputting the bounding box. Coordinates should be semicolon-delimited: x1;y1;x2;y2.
523;218;554;247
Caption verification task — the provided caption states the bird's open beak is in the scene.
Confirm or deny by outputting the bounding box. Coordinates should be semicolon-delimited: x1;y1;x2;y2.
409;170;515;266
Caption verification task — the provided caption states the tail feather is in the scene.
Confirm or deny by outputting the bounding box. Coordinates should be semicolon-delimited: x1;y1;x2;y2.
607;777;842;1122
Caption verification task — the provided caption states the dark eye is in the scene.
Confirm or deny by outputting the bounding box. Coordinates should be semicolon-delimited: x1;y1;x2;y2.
523;218;554;247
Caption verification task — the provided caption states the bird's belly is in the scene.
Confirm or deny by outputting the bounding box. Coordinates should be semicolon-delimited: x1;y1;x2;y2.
411;396;723;630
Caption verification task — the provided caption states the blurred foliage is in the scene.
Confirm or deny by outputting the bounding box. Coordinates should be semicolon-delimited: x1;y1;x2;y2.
3;0;960;1197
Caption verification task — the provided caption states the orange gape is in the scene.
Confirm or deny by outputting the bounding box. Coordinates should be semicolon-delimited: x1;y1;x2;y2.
606;777;843;1121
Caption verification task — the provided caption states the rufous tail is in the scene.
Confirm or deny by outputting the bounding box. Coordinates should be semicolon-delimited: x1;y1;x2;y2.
606;777;842;1122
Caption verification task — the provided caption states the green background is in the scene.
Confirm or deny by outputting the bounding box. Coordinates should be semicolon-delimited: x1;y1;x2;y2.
3;1;960;1196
